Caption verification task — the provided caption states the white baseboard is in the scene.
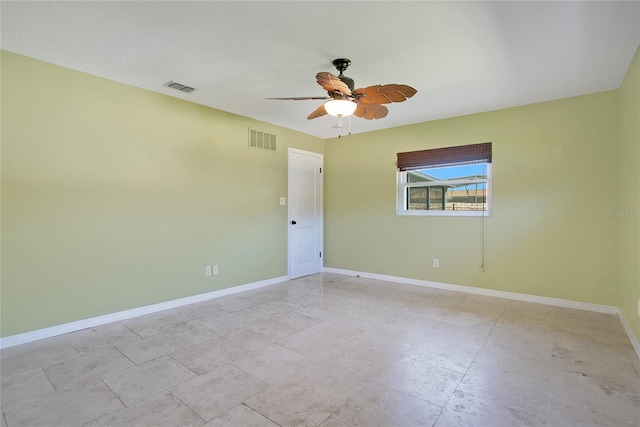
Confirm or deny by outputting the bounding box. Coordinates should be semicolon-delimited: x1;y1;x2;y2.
324;267;618;313
0;275;289;349
324;267;640;361
617;309;640;361
4;269;639;363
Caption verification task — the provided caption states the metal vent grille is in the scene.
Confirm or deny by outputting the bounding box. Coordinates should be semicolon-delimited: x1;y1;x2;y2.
249;128;276;152
163;81;196;93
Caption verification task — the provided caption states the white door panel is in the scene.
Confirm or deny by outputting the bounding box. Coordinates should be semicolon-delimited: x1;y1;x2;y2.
288;148;323;279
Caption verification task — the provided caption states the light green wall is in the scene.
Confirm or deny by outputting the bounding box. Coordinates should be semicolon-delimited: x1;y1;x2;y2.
2;48;638;344
0;51;323;337
325;91;620;306
617;45;640;341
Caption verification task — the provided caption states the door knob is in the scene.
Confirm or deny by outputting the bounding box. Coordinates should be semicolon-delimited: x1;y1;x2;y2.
291;220;297;225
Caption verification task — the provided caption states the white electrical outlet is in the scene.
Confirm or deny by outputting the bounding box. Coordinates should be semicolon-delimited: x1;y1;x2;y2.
280;197;286;206
205;266;212;276
212;265;219;275
433;259;439;268
637;298;640;317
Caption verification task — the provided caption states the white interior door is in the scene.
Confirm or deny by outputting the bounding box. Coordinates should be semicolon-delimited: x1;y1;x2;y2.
288;148;323;279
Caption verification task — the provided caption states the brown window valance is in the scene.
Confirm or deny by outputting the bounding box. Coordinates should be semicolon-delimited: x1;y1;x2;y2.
397;142;492;171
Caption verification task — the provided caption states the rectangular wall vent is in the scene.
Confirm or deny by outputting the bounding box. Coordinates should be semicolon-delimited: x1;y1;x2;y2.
163;80;196;93
249;128;276;152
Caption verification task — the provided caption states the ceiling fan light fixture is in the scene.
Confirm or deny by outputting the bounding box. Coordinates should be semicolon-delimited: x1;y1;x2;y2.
324;99;357;117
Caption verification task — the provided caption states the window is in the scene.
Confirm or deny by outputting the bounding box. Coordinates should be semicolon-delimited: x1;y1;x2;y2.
397;142;492;216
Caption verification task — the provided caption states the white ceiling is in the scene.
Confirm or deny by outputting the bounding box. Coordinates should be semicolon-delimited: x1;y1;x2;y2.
2;1;639;139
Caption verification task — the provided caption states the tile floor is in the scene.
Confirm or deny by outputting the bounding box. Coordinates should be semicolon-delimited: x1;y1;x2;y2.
1;273;639;426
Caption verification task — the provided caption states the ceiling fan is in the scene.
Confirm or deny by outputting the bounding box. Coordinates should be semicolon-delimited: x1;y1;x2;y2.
267;58;417;121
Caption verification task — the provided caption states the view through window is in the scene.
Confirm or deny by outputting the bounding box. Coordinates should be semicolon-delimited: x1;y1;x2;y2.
397;143;491;216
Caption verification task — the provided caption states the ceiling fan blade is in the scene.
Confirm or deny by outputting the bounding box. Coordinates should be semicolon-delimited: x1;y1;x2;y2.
266;96;329;101
353;84;417;104
316;72;352;96
354;100;388;120
307;104;328;120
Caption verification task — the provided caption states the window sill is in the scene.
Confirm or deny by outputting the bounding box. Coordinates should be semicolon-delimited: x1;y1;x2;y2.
396;210;491;217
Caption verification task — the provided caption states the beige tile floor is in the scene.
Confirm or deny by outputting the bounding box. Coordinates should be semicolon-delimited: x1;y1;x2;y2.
1;273;639;426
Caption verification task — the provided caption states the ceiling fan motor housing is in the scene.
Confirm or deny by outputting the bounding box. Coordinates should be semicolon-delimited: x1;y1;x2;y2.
332;58;355;91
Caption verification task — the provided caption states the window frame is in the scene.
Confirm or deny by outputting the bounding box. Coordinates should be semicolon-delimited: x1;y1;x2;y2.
396;145;492;217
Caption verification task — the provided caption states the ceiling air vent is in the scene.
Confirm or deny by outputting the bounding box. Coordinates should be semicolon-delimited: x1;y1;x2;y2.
163;80;196;93
249;128;276;152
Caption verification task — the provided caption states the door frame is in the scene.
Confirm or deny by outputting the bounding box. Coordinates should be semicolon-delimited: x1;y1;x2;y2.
287;148;324;279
